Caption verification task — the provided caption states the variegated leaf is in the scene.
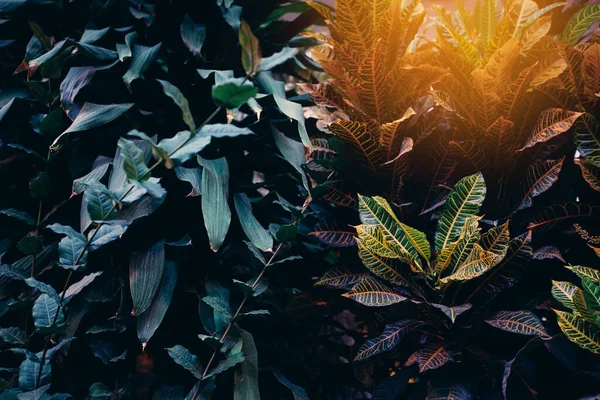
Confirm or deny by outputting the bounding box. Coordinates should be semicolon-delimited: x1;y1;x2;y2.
435;173;486;253
554;310;600;354
519;109;583;151
576;159;600;192
485;310;550;338
418;342;451;372
532;246;565;262
479;221;510;260
354;319;424;361
518;157;565;211
329;119;382;171
324;183;357;208
432;303;472;323
551;280;578;312
528;203;598;231
342;275;407;307
566;265;600;283
427;381;472;400
581;277;600;325
314;268;367;288
309;218;356;247
440;244;499;284
560;4;600;46
574;113;600;167
357;239;413;287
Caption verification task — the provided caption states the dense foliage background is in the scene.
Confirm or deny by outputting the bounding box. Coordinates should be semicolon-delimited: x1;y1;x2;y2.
1;0;600;399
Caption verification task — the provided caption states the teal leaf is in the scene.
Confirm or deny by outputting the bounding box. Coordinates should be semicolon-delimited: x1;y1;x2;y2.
258;47;297;71
234;193;273;252
88;222;127;251
24;277;59;302
32;294;64;333
272;370;309;400
157;79;196;131
180;14;206;58
234;329;260;400
137;261;178;347
123;43;162;89
198;157;231;252
47;224;88;270
166;345;203;379
158;131;211;166
198;123;253;138
175;167;202;196
59;67;95;112
84;183;116;222
203;352;245;380
0;209;36;226
117;138;151;181
130;241;165;316
62;271;103;304
72;162;110;195
0;327;26;345
52;103;133;149
29;172;51;199
17;236;43;256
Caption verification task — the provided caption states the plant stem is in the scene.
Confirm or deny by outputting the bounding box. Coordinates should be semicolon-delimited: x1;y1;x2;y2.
191;243;283;400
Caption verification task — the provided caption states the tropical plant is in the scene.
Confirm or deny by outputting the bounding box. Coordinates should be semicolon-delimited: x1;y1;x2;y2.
315;172;559;397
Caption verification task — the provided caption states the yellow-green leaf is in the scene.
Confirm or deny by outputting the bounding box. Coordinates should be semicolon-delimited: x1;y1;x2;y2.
486;310;550;338
554;310;600;354
342;275;407;307
440;243;498;284
239;19;261;76
560;4;600;46
357;239;414;287
551;280;578;311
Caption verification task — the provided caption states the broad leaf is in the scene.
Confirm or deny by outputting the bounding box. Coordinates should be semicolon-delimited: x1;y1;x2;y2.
519;108;583;151
212;78;258;108
309;218;356;247
554;310;600;354
551;280;578;311
518;157;565;211
560;4;600;45
418;343;450;372
166;345;203;379
574;113;600;167
117;138;151;181
314;268;367;288
180;14;206;58
123;43;162;89
32;294;64;333
130;241;165;316
342;276;407;307
354;319;424;361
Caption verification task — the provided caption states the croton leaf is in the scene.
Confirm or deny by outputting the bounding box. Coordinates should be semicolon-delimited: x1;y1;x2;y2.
554;310;600;354
551;280;578;311
435;173;486;254
485;310;550;338
308;218;356;247
314;268;367;288
356;239;412;287
574;113;600;167
518;108;583;151
560;4;600;45
418;342;451;373
518;157;565;211
427;381;472;400
354;319;424;361
440;244;499;284
566;265;600;283
432;303;472;323
342;275;407;307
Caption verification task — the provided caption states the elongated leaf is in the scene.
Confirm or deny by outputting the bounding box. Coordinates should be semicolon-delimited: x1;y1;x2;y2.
180;14;206;57
518;157;565;211
314;268;366;288
62;271;103;304
234;193;273;252
89;223;126;250
51;103;133;149
554;310;600;354
532;246;565;262
354;319;424;361
418;343;450;372
198;157;231;252
330;120;381;171
84;183;116;222
272;370;309;400
440;243;498;284
72;162;111;195
560;4;600;45
309;218;356;247
566;265;600;283
480;221;510;259
130;241;165;316
158;79;196;131
138;261;178;347
199;123;253;139
581;277;600;325
117;138;151;181
167;345;203;379
259;47;297;71
123;43;161;89
486;310;550;338
577;159;600;192
435;173;486;253
356;239;412;286
519;109;583;151
342;276;407;307
0;209;36;226
239;19;261;75
0;327;26;345
528;203;598;230
234;329;260;400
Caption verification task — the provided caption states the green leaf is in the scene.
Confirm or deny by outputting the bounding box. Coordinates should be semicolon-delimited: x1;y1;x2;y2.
117;138;151;181
157;79;196;131
239;19;261;75
581;276;600;325
234;193;273;252
88;223;127;250
234;329;260;400
0;209;36;226
84;183;116;222
479;221;510;260
198;157;231;252
554;310;600;354
180;14;206;58
560;4;600;45
158;131;211;167
130;241;165;316
47;224;88;270
123;43;162;89
574;113;600;167
356;240;412;286
439;244;499;284
485;310;550;338
51;103;133;149
24;277;59;302
342;276;407;307
61;271;103;304
354;319;424;361
258;47;297;71
567;265;600;283
138;261;177;347
212;78;258;108
358;195;429;271
198;123;253;138
436;173;486;253
166;345;203;379
32;294;64;333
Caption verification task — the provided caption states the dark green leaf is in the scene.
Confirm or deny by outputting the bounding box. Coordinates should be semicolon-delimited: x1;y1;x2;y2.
157;79;196;131
180;15;206;58
166;345;203;379
32;294;64;333
198;157;231;252
123;43;162;89
130;241;165;316
234;193;273;252
211;78;257;108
